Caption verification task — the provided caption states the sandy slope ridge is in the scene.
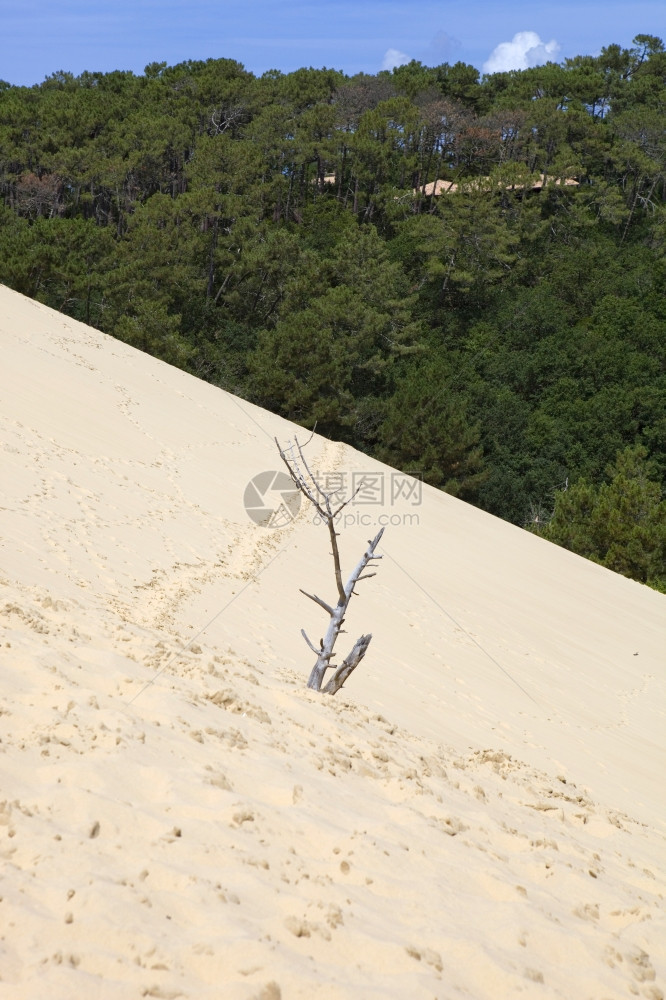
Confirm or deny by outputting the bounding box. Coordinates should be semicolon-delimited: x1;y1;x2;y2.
0;284;665;999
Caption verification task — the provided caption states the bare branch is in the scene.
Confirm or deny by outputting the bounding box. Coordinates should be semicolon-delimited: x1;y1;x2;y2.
299;589;335;616
322;634;373;695
296;437;329;507
275;436;326;516
327;517;346;604
301;629;321;654
323;476;367;519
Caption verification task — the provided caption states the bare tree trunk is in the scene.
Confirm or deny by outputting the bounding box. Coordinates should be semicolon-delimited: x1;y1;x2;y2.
303;526;383;691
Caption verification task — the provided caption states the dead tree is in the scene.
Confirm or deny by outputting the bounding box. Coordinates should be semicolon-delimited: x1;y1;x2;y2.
276;434;384;695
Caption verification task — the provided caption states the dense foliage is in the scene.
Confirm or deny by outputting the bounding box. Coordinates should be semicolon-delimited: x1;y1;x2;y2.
1;37;665;589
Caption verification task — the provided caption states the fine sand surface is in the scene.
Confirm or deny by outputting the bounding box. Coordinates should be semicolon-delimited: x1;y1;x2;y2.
1;283;665;999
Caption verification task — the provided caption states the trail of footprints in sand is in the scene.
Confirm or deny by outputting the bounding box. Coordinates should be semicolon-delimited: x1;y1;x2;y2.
105;443;350;639
5;403;348;675
109;437;351;664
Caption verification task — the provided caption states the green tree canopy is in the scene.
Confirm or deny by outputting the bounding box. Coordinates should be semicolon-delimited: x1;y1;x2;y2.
0;41;664;589
532;447;666;591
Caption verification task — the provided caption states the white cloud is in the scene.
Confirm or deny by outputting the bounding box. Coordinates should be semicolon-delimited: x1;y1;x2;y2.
382;47;410;71
482;31;560;74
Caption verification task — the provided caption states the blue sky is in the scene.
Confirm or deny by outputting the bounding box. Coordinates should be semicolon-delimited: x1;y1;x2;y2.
2;0;665;87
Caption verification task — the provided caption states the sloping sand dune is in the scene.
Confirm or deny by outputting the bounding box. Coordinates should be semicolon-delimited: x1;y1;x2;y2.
1;284;664;999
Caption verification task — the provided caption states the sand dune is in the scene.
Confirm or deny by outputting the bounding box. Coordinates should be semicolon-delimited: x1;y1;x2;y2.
1;283;664;999
417;174;580;197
